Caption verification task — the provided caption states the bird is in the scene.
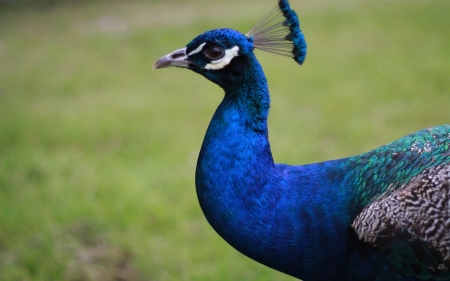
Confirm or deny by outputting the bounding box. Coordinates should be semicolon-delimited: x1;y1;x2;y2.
153;0;450;280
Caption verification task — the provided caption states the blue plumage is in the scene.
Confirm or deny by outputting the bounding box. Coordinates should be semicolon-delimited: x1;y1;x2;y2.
278;0;307;64
154;1;450;280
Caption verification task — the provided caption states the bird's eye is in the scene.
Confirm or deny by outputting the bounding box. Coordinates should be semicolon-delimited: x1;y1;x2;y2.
203;46;225;60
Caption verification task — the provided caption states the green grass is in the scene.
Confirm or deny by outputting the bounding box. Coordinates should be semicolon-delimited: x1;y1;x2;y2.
0;0;449;280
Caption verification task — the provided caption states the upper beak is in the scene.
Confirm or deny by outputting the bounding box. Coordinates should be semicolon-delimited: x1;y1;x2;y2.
153;47;190;70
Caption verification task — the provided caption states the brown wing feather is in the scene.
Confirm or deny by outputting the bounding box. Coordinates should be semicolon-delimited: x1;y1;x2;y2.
352;164;450;279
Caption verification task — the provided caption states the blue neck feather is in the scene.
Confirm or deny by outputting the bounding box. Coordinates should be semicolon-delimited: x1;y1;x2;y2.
194;53;372;280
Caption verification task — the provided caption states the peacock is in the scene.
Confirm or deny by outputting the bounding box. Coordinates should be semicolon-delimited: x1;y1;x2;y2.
154;0;450;280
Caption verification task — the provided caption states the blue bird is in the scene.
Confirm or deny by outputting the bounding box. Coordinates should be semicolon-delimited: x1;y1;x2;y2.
154;1;450;280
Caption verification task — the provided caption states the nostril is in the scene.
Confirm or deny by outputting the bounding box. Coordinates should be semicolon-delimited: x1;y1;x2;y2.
171;53;185;59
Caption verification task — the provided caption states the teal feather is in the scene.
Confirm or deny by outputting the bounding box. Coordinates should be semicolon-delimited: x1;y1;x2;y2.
345;126;450;207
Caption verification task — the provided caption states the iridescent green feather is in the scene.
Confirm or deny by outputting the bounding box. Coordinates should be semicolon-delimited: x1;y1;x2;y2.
344;125;450;207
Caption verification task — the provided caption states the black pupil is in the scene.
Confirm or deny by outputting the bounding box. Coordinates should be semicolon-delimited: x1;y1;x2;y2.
205;46;224;59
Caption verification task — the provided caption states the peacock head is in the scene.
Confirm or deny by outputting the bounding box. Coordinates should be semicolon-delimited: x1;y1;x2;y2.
154;0;307;88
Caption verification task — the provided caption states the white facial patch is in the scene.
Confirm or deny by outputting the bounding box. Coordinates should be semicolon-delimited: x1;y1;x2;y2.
188;43;206;56
204;46;240;70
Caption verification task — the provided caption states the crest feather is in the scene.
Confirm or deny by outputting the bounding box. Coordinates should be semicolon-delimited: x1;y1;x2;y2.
246;0;307;65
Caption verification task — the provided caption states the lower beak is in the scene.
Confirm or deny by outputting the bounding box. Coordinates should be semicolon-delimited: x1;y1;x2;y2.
153;47;190;70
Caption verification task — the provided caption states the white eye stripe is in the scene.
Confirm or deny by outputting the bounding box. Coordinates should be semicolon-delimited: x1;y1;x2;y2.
188;43;206;56
204;46;240;70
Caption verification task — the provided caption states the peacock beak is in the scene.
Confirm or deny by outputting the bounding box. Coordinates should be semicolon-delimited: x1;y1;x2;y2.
153;47;190;70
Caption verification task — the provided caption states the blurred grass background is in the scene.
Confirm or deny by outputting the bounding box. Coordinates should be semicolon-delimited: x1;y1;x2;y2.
0;0;449;280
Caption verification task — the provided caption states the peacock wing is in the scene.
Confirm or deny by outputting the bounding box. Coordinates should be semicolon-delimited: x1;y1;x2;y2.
352;164;450;280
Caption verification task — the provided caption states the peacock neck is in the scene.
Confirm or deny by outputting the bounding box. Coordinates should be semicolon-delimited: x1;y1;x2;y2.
195;56;278;219
196;58;275;192
194;60;363;279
